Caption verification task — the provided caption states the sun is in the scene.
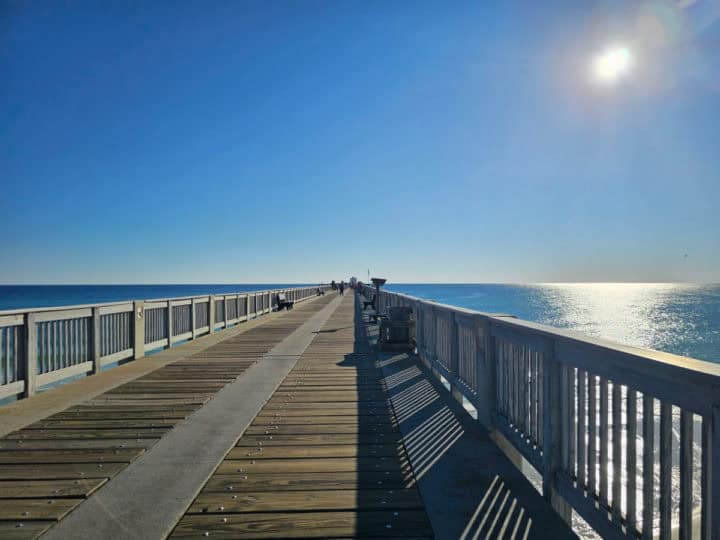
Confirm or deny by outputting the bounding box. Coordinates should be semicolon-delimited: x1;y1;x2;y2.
592;46;632;84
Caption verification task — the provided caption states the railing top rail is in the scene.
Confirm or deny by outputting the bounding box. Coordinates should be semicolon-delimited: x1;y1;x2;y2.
0;285;320;316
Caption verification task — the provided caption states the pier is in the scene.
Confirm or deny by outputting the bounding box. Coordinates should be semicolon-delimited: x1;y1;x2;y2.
0;285;719;539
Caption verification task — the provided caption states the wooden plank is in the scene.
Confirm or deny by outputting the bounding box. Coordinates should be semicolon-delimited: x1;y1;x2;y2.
0;438;155;450
0;448;144;464
0;479;107;498
235;433;402;447
0;520;55;540
170;510;433;539
0;462;126;480
227;444;403;460
243;424;398;435
216;457;410;475
27;419;179;429
202;471;412;493
250;416;396;426
5;428;168;440
189;489;424;514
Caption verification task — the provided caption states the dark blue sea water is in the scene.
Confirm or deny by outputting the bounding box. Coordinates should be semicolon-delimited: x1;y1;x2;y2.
0;284;316;311
386;283;720;364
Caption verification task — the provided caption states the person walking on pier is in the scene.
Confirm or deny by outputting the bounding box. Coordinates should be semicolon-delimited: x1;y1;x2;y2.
339;281;345;296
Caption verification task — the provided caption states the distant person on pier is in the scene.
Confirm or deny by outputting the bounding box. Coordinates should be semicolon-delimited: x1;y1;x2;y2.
331;280;337;290
339;281;345;296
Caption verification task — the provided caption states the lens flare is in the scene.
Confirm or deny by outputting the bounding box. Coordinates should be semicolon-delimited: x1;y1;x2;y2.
592;46;632;84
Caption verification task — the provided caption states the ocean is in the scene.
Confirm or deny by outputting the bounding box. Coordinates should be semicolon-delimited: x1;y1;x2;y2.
2;283;717;364
0;284;315;311
385;283;720;364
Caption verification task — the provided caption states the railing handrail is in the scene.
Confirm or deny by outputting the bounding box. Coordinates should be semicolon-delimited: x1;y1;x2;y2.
0;285;322;316
385;288;720;379
363;283;720;540
0;284;331;404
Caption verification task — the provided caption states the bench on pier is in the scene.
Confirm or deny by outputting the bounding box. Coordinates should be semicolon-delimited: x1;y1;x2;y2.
316;288;325;296
362;294;375;310
276;293;294;310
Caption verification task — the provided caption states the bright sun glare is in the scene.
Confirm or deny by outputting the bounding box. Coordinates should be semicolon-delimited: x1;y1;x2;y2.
592;46;632;84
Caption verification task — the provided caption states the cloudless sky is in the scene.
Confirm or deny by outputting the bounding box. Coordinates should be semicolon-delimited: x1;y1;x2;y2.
2;1;719;283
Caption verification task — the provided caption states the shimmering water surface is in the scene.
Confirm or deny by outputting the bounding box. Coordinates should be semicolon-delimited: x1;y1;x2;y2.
387;283;720;364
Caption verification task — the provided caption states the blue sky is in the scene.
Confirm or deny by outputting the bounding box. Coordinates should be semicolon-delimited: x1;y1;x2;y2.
2;1;719;283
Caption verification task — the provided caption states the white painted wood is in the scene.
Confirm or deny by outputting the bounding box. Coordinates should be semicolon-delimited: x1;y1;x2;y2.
35;308;91;323
36;361;93;386
145;338;169;351
23;313;37;397
99;348;134;367
0;314;24;328
97;303;133;316
0;380;25;400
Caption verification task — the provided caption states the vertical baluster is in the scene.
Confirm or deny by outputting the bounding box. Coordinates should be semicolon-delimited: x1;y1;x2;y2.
2;329;7;384
627;389;637;535
70;318;76;365
520;347;527;433
588;374;597;497
537;351;543;448
612;381;622;522
14;326;20;382
530;350;537;444
659;402;672;540
114;313;119;354
642;394;654;539
561;364;569;470
701;414;711;540
600;377;609;508
577;369;586;488
497;340;504;416
53;321;59;371
503;342;509;420
568;366;576;478
679;410;692;540
62;320;67;367
510;343;517;425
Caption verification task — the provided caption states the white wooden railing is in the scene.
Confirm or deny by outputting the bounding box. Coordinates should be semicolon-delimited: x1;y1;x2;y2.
361;285;720;540
0;285;329;401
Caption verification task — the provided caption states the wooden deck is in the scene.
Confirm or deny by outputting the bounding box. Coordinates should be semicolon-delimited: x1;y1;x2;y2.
0;291;581;539
170;295;433;538
0;295;336;539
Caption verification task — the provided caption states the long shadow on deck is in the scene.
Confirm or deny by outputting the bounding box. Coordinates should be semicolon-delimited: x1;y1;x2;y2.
332;295;433;537
367;309;578;539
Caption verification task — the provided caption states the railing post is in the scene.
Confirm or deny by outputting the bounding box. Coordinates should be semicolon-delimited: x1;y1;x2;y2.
223;296;228;325
449;312;463;405
91;307;101;374
710;405;720;540
167;301;174;347
191;298;197;339
542;340;572;524
133;301;144;359
23;313;37;397
208;296;215;333
476;317;496;429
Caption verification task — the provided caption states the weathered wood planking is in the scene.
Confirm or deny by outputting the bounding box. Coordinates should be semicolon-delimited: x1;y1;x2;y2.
170;294;433;539
0;295;337;539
